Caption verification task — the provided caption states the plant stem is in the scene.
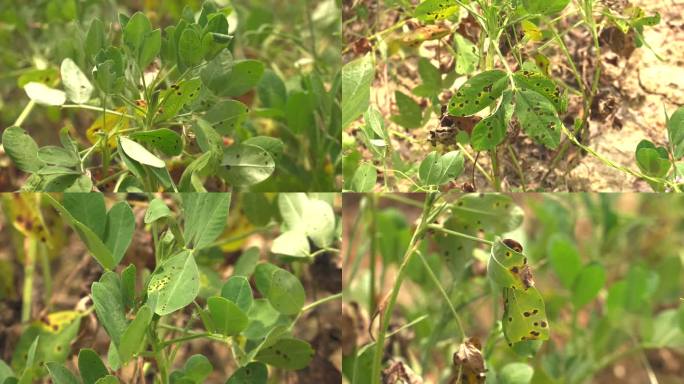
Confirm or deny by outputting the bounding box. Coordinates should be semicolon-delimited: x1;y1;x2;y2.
368;194;377;314
370;193;436;384
61;104;136;119
21;237;38;322
427;224;494;246
415;250;465;339
379;193;424;208
13;100;36;127
302;292;342;312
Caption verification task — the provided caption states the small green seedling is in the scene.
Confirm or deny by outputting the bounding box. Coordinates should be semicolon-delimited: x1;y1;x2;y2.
0;193;341;383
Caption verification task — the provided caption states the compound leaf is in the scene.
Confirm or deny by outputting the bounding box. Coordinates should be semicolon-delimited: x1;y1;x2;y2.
156;77;201;122
123;12;152;53
513;70;567;113
178;27;203;68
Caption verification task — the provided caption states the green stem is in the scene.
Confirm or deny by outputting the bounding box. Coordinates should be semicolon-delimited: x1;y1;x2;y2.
302;292;342;312
21;237;38;322
368;194;377;314
370;193;437;384
427;224;494;246
13;100;36;127
61;104;137;119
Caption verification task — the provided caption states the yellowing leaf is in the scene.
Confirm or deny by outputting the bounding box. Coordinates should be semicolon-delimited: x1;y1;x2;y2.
521;20;542;42
86;108;129;147
37;311;81;333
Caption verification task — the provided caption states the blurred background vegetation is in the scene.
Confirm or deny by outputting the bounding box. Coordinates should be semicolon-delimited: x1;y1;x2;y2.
342;193;684;383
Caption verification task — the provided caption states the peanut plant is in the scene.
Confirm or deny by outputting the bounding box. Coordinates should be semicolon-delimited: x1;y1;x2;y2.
342;193;684;383
1;0;341;192
0;193;341;383
342;0;673;192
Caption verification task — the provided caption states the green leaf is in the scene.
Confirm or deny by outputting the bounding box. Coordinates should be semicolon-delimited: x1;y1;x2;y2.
513;70;566;113
503;287;550;345
78;348;109;384
636;140;670;177
234;247;260;277
514;89;562;149
181;193;231;250
204;100;249;135
452;193;524;233
499;362;534;384
139;29;161;69
223;60;265;97
572;263;605;308
60;58;93;104
86;18;107;59
121;264;137;308
207;296;248;336
91;272;128;345
179;27;203;68
342;54;374;129
522;0;570;15
255;338;314;370
241;193;274;227
350;163;376;192
271;230;310;258
447;70;508;116
488;238;531;290
418;150;464;186
2;126;44;173
103;201;135;265
414;0;459;22
37;146;79;167
24;82;66;106
156;77;202;122
63;193;106;237
145;198;172;223
471;90;514;151
243;299;283;340
118;305;152;363
221;144;275;186
221;276;254;313
454;33;478;75
254;263;305;315
46;195;116;270
390;91;423;129
178;355;213;383
129;128;183;157
191;119;222;160
119;137;165;168
668;107;684;159
45;362;79;384
547;234;582;290
147;251;200;316
276;194;335;248
226;362;267;384
123;12;152;53
94;376;119;384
